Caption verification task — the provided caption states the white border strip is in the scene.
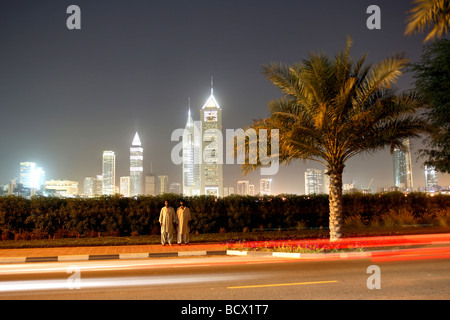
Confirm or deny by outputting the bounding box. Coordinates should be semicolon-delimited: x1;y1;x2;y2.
272;252;301;258
58;255;90;262
119;253;149;259
227;250;248;256
0;257;26;264
178;251;207;256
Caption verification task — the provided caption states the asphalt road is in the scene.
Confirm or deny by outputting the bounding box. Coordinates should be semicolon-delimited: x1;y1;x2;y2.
0;252;449;301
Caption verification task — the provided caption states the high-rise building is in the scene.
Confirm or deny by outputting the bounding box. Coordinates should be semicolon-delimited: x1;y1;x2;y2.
393;138;413;191
182;106;201;197
19;162;45;190
260;178;272;196
8;179;17;196
424;165;438;192
237;180;249;196
120;176;131;197
200;78;223;197
158;175;169;195
95;175;103;196
130;132;143;196
84;177;96;197
305;169;324;195
102;151;116;196
145;173;157;196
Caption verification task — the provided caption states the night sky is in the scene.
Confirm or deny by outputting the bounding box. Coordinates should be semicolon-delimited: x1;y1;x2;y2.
0;0;448;195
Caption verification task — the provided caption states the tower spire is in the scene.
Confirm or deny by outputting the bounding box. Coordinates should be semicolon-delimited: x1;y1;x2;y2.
211;76;214;95
188;97;191;116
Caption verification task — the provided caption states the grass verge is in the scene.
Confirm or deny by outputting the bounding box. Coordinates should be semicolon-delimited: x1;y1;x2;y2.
1;226;449;250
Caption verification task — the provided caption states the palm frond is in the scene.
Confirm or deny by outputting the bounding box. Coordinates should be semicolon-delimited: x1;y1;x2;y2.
405;0;450;42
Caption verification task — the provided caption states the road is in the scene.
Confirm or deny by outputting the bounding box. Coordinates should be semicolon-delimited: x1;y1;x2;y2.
0;251;449;301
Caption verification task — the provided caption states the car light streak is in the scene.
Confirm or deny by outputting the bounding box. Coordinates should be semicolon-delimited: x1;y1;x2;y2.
227;280;338;289
0;273;257;293
0;257;294;277
371;246;450;262
228;233;450;252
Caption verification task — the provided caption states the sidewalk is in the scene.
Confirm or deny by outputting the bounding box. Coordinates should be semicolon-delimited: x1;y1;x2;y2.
0;242;228;264
1;233;449;264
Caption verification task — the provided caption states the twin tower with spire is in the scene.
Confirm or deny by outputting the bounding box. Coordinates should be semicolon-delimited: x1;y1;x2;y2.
183;77;223;197
129;78;223;198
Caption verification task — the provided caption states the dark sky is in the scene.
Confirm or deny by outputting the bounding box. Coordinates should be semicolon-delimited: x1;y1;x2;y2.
0;0;448;194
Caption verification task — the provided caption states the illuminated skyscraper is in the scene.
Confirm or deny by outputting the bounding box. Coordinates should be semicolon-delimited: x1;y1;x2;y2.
424;165;438;192
182;105;201;197
84;177;96;197
145;173;156;196
200;78;223;197
95;175;103;196
393;138;413;191
120;176;131;197
260;178;272;195
19;162;45;190
130;132;143;196
158;175;169;195
305;169;324;195
237;180;249;195
102;151;116;196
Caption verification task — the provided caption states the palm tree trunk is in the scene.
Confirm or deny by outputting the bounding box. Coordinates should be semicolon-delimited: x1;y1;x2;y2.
328;167;344;241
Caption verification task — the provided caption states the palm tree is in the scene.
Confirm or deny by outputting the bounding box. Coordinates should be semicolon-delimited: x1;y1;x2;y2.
405;0;450;42
238;37;429;241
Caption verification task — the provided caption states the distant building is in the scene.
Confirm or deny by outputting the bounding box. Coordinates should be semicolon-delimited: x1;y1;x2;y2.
102;151;116;195
343;182;355;192
237;180;249;196
424;165;438;192
182;107;201;197
158;175;169;195
84;177;96;197
145;173;157;196
393;138;413;191
7;179;17;196
224;187;235;196
19;162;45;190
45;180;78;197
95;175;103;196
260;178;272;196
120;176;131;197
130;132;143;196
248;184;255;196
305;169;324;195
169;182;182;195
200;79;223;197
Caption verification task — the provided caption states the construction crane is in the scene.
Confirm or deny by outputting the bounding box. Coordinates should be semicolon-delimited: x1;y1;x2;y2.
366;178;373;192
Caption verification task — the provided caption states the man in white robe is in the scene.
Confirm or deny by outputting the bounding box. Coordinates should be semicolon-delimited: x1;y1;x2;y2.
176;200;192;245
159;200;177;246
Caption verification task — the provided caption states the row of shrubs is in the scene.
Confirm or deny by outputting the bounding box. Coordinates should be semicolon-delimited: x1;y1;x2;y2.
0;192;449;240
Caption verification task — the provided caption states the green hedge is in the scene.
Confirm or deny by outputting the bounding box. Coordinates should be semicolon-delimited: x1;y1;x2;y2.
0;192;449;239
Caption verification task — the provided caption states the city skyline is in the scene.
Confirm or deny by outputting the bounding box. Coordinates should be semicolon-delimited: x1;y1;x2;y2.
0;1;449;195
